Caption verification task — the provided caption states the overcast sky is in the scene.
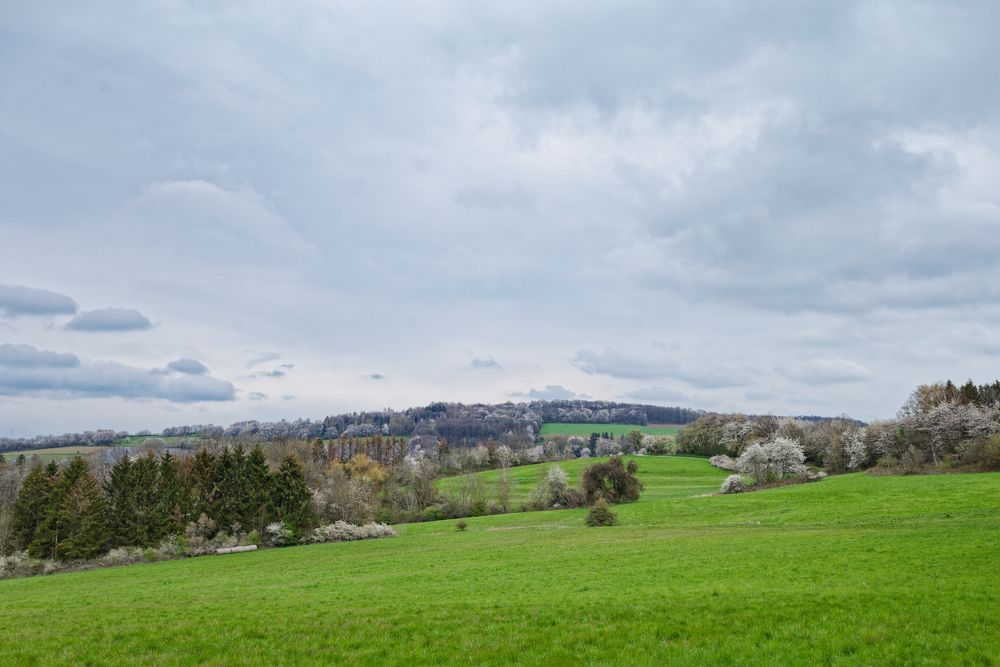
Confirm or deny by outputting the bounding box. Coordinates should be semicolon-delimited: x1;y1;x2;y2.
2;2;998;436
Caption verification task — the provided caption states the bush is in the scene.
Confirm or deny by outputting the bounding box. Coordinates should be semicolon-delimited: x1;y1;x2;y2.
736;438;806;485
585;499;618;527
720;474;746;494
309;521;396;543
709;455;737;471
456;520;467;531
143;548;159;563
240;530;260;547
582;457;643;504
266;522;296;547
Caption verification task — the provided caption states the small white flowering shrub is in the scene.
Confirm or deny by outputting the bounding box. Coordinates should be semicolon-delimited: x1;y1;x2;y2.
266;522;296;547
709;455;737;471
720;474;746;494
309;521;396;543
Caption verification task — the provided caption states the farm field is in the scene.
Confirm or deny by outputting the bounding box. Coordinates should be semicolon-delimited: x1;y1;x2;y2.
1;445;111;461
437;455;722;505
539;422;682;437
2;458;999;665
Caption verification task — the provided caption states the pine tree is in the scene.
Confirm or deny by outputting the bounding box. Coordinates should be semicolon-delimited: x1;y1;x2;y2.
157;452;185;536
212;447;238;532
11;463;55;550
243;445;271;536
270;455;314;535
31;457;88;559
437;437;450;465
105;455;138;547
189;448;218;523
56;471;108;560
131;453;162;546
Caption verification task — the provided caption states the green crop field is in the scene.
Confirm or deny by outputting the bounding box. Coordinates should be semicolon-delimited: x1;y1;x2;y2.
2;457;998;665
539;422;681;437
437;455;721;505
3;445;111;461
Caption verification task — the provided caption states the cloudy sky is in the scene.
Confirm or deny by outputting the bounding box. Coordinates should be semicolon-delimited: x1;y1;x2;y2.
2;2;998;436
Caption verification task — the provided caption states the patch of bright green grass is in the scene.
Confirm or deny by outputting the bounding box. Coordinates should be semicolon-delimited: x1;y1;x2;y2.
437;455;723;505
539;422;681;437
1;459;998;665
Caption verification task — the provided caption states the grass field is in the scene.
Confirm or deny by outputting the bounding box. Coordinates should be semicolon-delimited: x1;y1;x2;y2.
2;458;998;665
539;422;682;437
437;455;721;505
2;445;111;461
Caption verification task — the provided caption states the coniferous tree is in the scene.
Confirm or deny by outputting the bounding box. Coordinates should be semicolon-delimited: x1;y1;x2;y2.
270;455;314;535
212;447;238;532
243;445;271;536
189;448;218;524
106;455;138;547
31;457;88;559
157;452;185;536
11;463;55;550
130;453;162;545
56;470;108;560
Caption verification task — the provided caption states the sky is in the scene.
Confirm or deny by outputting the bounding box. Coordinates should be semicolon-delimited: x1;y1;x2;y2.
1;1;999;436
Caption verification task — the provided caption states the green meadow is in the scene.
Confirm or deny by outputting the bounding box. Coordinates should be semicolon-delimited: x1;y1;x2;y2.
539;422;681;437
1;457;998;665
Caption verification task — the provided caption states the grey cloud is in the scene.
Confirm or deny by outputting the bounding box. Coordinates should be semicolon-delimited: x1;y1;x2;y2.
0;344;235;401
66;308;153;332
0;285;77;317
255;370;286;378
281;394;296;401
454;184;536;212
469;356;502;370
247;353;282;368
0;343;80;368
776;359;873;386
365;373;386;381
574;347;755;389
623;386;694;404
247;391;268;401
166;358;209;375
514;385;577;400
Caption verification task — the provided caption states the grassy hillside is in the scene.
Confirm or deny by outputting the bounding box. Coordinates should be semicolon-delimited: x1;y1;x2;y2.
1;459;998;665
437;455;723;505
539;422;681;437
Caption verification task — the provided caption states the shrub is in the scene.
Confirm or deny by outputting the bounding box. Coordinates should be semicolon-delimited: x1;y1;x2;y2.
736;437;806;485
585;498;618;527
240;530;260;547
720;474;746;494
456;520;467;531
143;548;159;563
266;521;296;547
709;455;737;471
582;458;643;504
309;521;396;543
419;505;444;522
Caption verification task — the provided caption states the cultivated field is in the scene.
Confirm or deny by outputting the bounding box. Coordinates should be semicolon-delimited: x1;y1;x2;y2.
1;458;998;665
2;445;111;461
539;422;681;437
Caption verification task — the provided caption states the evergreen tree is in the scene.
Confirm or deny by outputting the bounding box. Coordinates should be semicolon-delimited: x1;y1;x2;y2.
157;452;185;536
212;447;238;532
11;463;55;550
105;455;138;547
56;471;108;560
130;454;162;545
243;445;271;536
189;448;218;523
270;455;314;535
31;457;88;559
437;437;450;465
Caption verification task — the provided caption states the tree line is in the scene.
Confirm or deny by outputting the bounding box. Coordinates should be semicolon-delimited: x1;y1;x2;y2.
9;446;313;561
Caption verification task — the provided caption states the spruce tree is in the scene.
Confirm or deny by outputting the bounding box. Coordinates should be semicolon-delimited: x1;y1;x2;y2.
270;455;314;535
11;463;55;550
243;445;271;536
56;471;108;560
212;447;238;532
157;452;185;536
31;457;88;559
130;454;161;545
105;455;138;547
189;448;218;524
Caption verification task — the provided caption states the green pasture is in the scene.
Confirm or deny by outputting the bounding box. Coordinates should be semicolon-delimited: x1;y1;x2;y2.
1;457;998;665
539;422;681;437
